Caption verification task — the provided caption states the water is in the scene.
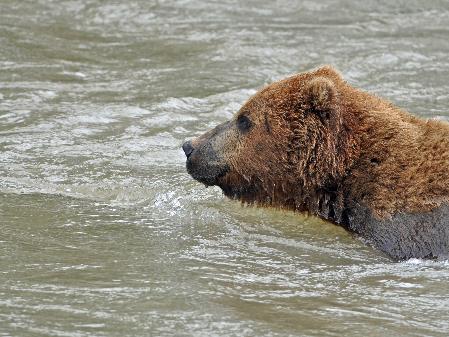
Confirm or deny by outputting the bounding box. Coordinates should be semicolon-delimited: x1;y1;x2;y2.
1;0;449;336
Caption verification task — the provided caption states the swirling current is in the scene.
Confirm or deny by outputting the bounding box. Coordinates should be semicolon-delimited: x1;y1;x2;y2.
1;1;449;336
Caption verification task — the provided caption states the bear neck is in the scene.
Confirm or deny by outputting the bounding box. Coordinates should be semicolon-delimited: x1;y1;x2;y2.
342;89;449;218
294;102;360;224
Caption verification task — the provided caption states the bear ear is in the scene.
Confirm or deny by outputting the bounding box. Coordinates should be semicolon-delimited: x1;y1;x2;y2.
303;76;338;120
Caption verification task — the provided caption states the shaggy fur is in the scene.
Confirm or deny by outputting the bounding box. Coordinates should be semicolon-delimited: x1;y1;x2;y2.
184;66;449;260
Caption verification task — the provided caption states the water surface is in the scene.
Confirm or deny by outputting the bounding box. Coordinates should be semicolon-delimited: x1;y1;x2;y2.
1;1;449;336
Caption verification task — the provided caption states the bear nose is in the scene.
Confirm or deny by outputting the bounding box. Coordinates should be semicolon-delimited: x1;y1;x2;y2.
182;140;194;158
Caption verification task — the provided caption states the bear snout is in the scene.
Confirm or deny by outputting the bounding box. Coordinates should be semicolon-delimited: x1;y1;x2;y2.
183;139;230;186
182;140;194;158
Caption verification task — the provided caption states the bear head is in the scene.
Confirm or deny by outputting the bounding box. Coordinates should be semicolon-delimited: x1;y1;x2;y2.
183;66;357;211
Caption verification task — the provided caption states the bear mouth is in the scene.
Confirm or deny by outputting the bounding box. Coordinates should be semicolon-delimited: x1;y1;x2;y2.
186;159;230;186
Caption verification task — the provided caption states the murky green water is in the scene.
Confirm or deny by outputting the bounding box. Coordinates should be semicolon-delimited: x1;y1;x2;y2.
1;1;449;336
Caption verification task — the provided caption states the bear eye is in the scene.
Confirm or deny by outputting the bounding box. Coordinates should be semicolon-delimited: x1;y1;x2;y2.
237;115;252;132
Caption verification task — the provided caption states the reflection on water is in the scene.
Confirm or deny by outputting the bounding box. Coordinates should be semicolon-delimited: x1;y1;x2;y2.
1;1;449;336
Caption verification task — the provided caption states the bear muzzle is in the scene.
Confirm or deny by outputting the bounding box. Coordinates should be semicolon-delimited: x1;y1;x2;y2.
182;140;194;158
182;139;229;186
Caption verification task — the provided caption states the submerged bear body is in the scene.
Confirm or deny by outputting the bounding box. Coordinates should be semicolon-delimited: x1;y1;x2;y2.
183;66;449;261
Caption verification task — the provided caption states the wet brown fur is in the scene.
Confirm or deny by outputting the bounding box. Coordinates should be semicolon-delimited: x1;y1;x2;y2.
188;66;449;260
218;66;449;217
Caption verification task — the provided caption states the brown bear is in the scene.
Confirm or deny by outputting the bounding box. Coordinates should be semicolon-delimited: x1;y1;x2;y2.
182;66;449;261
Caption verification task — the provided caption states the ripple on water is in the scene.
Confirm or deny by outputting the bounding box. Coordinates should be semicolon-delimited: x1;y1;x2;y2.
2;0;449;336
